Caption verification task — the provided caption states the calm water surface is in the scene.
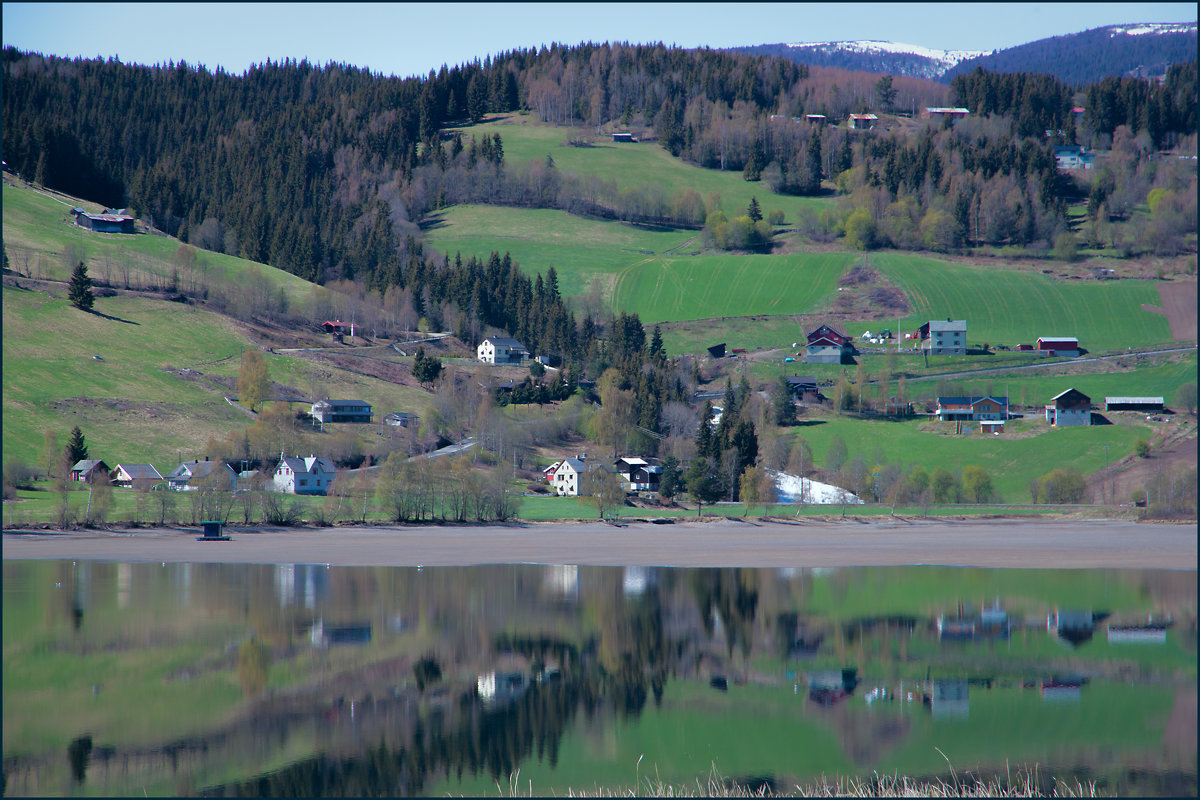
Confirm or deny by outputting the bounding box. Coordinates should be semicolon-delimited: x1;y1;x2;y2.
2;561;1195;796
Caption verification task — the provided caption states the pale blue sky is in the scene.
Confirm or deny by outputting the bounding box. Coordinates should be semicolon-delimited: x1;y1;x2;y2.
4;3;1196;79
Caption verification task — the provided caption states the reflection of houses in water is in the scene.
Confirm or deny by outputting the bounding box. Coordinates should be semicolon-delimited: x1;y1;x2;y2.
937;603;1009;641
1047;609;1096;646
807;669;857;706
925;679;969;718
1039;675;1084;702
1107;617;1170;644
622;566;657;596
477;670;529;704
936;615;976;640
276;564;329;609
544;565;578;599
310;618;372;648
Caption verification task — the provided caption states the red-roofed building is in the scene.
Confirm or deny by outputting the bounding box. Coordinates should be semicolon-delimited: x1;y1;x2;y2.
805;323;853;364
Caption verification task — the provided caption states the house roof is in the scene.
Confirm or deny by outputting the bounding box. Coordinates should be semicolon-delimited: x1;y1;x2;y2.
482;337;527;349
1037;336;1078;344
115;463;163;481
1105;396;1164;404
806;322;847;338
167;460;230;479
313;399;371;408
278;456;337;475
616;457;649;466
786;376;818;386
72;459;108;472
925;107;969;114
848;113;878;120
557;458;586;474
1049;388;1090;403
937;396;1007;407
928;320;967;332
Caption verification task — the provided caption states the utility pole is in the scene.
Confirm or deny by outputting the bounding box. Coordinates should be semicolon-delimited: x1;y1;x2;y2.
1102;445;1110;505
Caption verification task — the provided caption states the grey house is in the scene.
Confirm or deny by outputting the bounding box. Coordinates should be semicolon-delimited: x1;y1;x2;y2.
925;319;967;355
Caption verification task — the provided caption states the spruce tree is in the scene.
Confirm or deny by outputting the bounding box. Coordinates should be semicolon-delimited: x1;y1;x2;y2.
747;196;762;222
64;426;88;466
68;261;94;311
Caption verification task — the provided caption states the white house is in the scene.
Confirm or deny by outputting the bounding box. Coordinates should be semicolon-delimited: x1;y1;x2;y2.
551;457;587;496
165;459;237;491
477;337;529;364
1045;388;1092;427
926;319;967;355
273;455;338;495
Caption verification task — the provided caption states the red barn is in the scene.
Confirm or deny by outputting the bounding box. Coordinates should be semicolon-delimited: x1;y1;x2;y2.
805;323;852;364
1036;337;1079;357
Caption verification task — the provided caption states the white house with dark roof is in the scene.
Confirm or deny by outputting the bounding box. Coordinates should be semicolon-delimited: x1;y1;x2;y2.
272;455;338;495
925;320;967;355
477;337;529;364
551;457;587;496
1045;388;1092;426
112;463;164;488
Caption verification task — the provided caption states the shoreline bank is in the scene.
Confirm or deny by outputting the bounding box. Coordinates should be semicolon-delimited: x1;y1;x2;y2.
4;518;1196;569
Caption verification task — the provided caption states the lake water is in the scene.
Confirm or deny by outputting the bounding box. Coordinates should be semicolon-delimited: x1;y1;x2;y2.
2;561;1195;796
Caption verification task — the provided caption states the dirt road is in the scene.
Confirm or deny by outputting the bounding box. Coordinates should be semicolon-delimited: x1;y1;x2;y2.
3;518;1195;569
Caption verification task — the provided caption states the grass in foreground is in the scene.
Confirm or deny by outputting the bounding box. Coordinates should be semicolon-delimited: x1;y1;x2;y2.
490;763;1104;797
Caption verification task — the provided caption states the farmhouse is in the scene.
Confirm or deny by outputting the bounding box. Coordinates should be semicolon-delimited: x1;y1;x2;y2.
477;337;529;364
112;463;163;488
272;455;337;495
384;412;418;428
786;375;821;401
71;459;111;483
614;457;661;493
70;207;135;233
935;396;1008;422
847;113;877;130
804;324;852;364
550;457;587;496
311;399;373;423
1053;145;1095;170
1044;388;1092;426
1104;396;1165;412
1037;337;1080;357
924;319;967;355
165;459;236;491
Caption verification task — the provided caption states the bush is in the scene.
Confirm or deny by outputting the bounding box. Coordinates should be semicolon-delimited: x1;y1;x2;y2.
1135;439;1150;458
1038;467;1086;504
3;458;37;490
767;209;785;226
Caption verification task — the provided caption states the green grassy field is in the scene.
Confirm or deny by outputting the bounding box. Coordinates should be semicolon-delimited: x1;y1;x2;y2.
2;181;315;305
452;114;835;224
1;285;432;470
781;413;1155;503
871;253;1174;353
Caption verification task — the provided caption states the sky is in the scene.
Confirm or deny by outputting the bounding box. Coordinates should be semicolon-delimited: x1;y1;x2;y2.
4;3;1197;80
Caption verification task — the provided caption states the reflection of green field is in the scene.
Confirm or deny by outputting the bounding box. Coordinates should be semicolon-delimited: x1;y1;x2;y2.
872;253;1173;353
436;677;1174;796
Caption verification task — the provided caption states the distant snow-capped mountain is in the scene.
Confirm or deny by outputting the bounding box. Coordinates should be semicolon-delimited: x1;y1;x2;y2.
786;40;987;74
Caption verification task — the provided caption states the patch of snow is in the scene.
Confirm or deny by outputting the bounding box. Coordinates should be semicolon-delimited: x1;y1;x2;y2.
785;40;986;68
1105;22;1197;37
769;469;863;505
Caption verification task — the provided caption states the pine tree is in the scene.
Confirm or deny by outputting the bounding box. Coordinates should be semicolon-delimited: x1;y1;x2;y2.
747;196;762;222
64;426;88;466
68;261;94;311
648;324;664;357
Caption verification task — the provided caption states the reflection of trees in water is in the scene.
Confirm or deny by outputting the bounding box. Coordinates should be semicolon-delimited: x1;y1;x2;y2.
690;568;759;661
203;614;677;797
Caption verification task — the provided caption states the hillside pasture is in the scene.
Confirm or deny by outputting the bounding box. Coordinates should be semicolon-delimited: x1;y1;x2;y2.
451;114;835;223
871;253;1175;353
1;285;434;470
2;181;315;307
784;412;1155;503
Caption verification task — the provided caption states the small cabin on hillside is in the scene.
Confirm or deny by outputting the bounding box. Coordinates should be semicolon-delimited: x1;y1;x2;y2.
71;208;135;234
847;113;878;130
71;459;111;483
611;132;637;143
1036;337;1080;358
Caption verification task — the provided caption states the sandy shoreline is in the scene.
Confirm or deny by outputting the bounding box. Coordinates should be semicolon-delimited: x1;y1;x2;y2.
3;517;1196;569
